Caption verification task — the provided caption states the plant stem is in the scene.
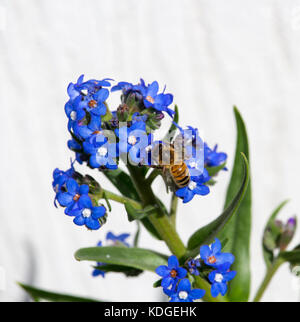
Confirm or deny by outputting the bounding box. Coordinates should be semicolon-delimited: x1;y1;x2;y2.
253;257;284;302
169;193;178;228
94;188;142;210
127;164;186;258
126;164;225;302
146;169;161;185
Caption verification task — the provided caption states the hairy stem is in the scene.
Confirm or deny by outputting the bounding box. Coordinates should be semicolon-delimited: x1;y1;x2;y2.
127;164;186;258
127;164;225;302
169;193;178;228
146;169;161;185
253;257;284;302
94;188;142;210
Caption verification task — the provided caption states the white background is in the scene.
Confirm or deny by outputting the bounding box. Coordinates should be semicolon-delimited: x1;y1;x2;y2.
0;0;300;302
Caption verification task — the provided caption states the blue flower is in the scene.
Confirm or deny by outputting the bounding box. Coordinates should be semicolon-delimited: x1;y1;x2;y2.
73;114;102;140
84;88;109;116
83;133;118;169
56;178;89;215
204;143;227;168
155;255;187;289
208;263;237;297
140;80;174;117
106;232;130;247
67;140;89;164
67;74;85;100
111;81;143;100
72;195;106;230
65;95;86;132
52;164;75;207
67;75;111;99
175;169;210;203
200;238;235;268
115;121;147;164
92;241;106;278
187;259;201;276
169;279;205;302
186;156;205;177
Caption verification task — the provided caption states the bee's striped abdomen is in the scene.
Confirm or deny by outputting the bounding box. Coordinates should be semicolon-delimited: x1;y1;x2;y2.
170;163;190;188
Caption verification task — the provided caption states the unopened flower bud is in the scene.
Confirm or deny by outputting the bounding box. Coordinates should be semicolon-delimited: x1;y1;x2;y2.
117;103;129;121
155;112;165;121
279;216;297;251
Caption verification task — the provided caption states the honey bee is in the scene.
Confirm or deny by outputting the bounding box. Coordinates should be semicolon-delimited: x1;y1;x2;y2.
150;141;191;189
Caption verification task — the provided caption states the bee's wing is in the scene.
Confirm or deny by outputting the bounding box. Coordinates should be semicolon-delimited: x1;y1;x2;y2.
151;142;174;166
173;134;192;163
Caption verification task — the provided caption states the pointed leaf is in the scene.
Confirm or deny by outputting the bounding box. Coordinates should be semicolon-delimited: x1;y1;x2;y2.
75;246;168;272
187;153;249;256
206;162;227;177
217;106;251;302
163;105;179;141
18;283;100;302
94;264;143;277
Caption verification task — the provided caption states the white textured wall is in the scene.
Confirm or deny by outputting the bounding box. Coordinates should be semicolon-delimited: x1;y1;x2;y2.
0;0;300;302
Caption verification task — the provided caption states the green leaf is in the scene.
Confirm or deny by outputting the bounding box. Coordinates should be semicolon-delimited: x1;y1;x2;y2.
163;105;179;141
262;200;289;268
153;278;162;288
103;168;162;240
18;283;100;302
94;264;143;277
187;153;249;255
124;203;157;222
75;246;168;272
206;162;227;177
218;106;252;302
103;169;141;201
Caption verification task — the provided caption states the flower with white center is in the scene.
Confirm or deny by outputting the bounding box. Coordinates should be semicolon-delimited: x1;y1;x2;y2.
178;291;188;300
97;146;108;157
214;273;224;283
128;135;137;145
70;111;77;121
82;208;91;218
188;181;197;191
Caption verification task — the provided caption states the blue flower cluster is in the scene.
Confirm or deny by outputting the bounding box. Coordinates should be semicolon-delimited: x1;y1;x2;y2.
200;238;236;297
54;76;229;232
92;232;131;277
155;255;205;302
155;238;236;301
52;165;106;230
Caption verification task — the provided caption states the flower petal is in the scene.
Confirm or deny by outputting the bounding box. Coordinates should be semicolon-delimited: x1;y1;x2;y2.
190;288;205;300
168;255;179;269
57;192;73;207
177;279;191;293
78;194;93;208
200;245;211;260
211;238;222;254
73;215;85;226
66;179;78;194
155;265;169;278
79;184;89;195
85;217;101;230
